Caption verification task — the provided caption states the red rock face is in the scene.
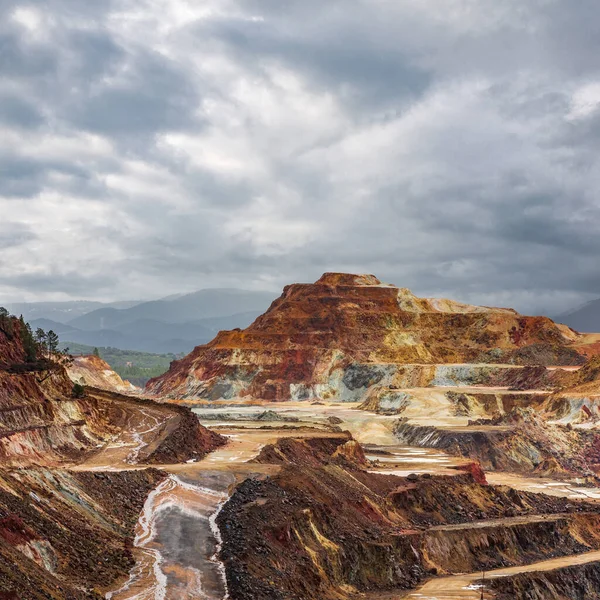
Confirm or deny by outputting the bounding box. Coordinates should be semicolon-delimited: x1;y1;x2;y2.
147;273;587;402
0;316;224;466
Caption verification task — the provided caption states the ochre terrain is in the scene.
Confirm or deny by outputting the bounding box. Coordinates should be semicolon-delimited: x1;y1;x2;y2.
6;276;600;600
68;354;139;394
0;313;225;598
217;433;600;600
147;273;590;402
0;468;165;599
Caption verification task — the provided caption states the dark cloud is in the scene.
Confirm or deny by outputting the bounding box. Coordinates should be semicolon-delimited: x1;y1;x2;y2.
0;0;599;314
70;51;201;135
193;12;431;109
0;270;115;296
0;30;57;77
0;222;36;249
0;92;44;128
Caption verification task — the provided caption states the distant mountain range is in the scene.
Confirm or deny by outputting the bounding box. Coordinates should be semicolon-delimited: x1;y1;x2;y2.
555;299;600;333
4;289;276;354
4;300;142;323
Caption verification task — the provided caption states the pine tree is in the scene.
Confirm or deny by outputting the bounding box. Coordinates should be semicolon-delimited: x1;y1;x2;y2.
93;347;100;358
0;307;12;337
19;316;38;362
35;328;47;356
46;330;59;357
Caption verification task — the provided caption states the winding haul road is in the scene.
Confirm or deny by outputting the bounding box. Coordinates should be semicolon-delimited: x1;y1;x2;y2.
79;394;600;600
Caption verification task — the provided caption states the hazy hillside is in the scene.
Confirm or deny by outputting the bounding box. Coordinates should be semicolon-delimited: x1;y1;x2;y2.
5;300;141;323
3;288;275;354
32;312;263;354
62;342;179;386
69;289;275;330
555;299;600;333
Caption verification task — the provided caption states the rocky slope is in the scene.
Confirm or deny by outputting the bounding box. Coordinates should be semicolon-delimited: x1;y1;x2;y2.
217;435;600;600
393;410;600;476
0;312;225;598
492;561;600;599
530;356;600;424
68;354;139;394
0;468;165;599
147;273;589;402
0;313;223;467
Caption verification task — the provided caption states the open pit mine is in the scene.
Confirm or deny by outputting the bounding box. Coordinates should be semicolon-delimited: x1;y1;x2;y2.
6;273;600;599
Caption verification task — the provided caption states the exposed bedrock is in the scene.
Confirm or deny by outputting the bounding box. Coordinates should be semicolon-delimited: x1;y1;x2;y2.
68;355;139;394
217;454;597;600
150;361;562;405
358;387;549;417
86;388;226;465
147;273;588;401
421;513;600;575
0;467;165;599
492;562;600;600
393;412;600;476
0;316;226;599
0;376;224;466
251;433;369;469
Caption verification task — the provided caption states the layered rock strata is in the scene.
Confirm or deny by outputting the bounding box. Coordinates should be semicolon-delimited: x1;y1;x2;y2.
148;273;588;402
217;454;600;599
68;355;139;394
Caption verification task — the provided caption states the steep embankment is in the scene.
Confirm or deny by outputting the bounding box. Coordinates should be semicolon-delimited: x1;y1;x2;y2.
539;356;600;424
0;312;226;598
147;272;588;402
68;354;139;394
0;467;165;599
0;313;223;466
80;388;226;467
217;435;600;600
0;315;105;465
393;406;600;477
491;560;600;599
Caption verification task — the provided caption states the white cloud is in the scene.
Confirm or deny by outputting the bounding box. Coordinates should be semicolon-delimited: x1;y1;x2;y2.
568;82;600;120
1;0;600;315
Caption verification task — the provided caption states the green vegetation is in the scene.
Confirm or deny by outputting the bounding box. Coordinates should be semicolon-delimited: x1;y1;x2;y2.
0;307;72;377
60;341;181;387
72;382;86;398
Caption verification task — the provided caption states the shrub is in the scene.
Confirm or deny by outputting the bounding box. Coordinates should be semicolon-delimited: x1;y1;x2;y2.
72;383;86;398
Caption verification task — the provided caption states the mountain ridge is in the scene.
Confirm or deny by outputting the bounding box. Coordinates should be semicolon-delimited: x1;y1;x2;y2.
555;297;600;333
147;272;593;401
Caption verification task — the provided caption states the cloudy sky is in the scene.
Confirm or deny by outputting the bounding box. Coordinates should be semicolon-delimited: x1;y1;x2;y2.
1;0;599;314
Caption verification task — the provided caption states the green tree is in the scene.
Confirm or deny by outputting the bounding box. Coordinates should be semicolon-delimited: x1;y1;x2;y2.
46;330;59;357
35;328;47;355
93;347;100;358
0;307;12;337
19;316;38;362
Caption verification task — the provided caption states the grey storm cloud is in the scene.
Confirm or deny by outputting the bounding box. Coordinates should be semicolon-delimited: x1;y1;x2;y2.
0;0;599;314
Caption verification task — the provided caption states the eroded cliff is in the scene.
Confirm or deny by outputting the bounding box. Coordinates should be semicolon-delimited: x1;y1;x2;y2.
147;273;588;402
217;435;600;599
68;355;139;394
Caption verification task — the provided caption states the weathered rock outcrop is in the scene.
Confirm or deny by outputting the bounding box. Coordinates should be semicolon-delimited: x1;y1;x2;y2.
68;355;139;394
147;273;587;402
537;356;600;424
251;433;369;469
0;316;104;465
217;463;599;600
0;313;226;598
0;313;223;466
393;408;600;476
492;561;600;599
0;467;165;599
85;388;226;465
